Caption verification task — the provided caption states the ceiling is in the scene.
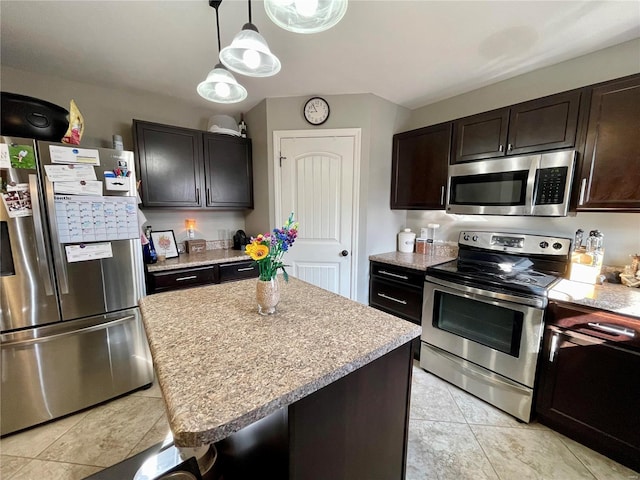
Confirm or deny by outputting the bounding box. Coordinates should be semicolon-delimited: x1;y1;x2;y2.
1;1;639;115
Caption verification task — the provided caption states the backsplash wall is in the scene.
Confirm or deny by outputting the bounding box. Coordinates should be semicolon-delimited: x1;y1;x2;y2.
406;210;640;268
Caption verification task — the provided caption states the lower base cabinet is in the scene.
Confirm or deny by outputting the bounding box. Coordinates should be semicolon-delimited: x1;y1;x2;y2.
536;302;640;472
146;260;258;294
215;341;414;479
369;261;424;359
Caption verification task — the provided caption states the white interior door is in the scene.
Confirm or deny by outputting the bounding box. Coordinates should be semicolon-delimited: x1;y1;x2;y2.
274;130;360;299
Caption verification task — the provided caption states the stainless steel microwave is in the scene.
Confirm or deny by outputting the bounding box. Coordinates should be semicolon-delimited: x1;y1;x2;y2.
446;150;576;216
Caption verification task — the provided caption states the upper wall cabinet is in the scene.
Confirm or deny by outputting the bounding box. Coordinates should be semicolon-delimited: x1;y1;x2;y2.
452;90;582;163
391;122;451;210
133;120;253;210
577;74;640;211
203;133;253;209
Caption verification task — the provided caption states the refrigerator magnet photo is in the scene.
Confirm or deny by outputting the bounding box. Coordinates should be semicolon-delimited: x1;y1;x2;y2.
3;144;36;169
1;183;32;218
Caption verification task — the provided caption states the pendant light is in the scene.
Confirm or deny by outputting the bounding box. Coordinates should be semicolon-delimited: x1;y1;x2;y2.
197;0;248;104
219;0;281;77
264;0;348;34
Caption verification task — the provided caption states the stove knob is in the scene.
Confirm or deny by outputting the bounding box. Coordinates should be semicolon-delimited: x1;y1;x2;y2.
472;235;478;242
539;241;549;249
463;234;469;241
552;242;563;250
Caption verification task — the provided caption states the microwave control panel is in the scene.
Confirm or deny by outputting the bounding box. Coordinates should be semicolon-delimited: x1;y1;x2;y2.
534;166;568;205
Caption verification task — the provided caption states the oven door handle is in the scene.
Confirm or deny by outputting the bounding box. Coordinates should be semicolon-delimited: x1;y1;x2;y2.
428;344;532;395
424;275;546;309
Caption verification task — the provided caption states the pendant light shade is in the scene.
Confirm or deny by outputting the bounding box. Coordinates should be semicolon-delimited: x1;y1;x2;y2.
264;0;348;34
197;0;247;104
220;0;281;79
197;63;248;103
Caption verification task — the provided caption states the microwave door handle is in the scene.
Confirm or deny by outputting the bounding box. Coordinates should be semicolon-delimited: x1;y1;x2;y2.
526;157;539;215
29;174;55;295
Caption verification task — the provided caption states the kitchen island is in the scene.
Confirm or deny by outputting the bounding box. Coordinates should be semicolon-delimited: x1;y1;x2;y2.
139;277;421;479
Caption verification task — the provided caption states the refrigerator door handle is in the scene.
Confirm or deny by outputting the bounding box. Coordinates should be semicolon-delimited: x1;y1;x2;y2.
43;176;69;294
29;174;55;295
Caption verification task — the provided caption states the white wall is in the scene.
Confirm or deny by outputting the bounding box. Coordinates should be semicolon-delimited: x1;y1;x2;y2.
403;39;640;268
1;66;247;241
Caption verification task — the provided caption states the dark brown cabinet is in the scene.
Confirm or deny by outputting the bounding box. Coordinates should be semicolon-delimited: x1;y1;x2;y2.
452;90;582;163
391;122;451;209
146;265;218;293
133;120;253;210
218;260;259;283
134;121;203;207
536;302;640;471
577;74;640;211
146;259;258;294
369;261;424;357
203;133;253;209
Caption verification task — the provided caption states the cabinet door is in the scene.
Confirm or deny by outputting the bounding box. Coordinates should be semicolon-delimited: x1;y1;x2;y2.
391;123;451;209
577;75;640;211
133;121;203;207
203;134;253;209
536;304;640;471
452;108;509;163
507;90;581;156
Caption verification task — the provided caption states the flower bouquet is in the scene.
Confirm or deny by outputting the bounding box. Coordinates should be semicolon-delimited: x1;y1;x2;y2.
245;212;299;281
245;213;298;315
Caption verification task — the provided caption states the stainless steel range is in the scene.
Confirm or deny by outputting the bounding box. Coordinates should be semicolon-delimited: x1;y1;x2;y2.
420;231;571;422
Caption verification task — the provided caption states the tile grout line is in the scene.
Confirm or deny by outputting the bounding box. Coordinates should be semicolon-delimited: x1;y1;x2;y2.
551;430;599;480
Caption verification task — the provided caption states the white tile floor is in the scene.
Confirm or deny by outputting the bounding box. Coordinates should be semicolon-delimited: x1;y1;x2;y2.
1;365;638;480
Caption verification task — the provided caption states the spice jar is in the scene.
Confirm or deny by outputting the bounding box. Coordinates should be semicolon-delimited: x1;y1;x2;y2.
416;238;428;255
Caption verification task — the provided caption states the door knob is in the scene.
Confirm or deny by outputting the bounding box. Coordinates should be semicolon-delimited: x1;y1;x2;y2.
340;250;349;257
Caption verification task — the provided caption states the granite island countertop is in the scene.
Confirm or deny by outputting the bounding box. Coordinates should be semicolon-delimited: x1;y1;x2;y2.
147;249;250;273
139;277;421;447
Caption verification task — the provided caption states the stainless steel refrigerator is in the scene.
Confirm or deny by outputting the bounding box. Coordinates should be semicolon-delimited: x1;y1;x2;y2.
0;136;153;436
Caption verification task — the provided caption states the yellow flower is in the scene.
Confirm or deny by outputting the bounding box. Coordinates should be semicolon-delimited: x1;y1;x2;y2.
247;243;269;261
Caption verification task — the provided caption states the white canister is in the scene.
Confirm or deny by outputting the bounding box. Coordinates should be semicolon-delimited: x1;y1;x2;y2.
398;228;416;253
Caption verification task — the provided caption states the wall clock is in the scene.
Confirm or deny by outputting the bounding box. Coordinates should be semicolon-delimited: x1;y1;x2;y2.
303;97;330;125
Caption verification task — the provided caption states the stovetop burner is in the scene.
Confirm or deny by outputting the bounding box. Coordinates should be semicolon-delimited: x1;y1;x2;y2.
426;231;572;298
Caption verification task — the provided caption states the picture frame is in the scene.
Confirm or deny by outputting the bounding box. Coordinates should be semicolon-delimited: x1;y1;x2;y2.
150;230;179;259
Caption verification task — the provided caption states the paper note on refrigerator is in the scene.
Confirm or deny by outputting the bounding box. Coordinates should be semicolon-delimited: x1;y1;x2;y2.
65;242;113;263
54;181;103;196
49;145;100;165
0;144;11;168
1;183;32;218
44;164;97;182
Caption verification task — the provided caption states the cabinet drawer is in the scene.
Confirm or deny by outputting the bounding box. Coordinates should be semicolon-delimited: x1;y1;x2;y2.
369;278;422;322
219;260;259;283
147;265;217;293
370;262;424;287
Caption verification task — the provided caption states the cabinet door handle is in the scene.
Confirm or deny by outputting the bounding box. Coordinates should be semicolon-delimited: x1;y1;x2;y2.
549;333;560;362
498;144;504;152
207;188;211;205
176;275;198;281
587;322;635;338
379;270;408;280
377;293;407;305
196;188;200;204
507;143;513;151
440;186;445;206
578;178;587;205
237;267;254;272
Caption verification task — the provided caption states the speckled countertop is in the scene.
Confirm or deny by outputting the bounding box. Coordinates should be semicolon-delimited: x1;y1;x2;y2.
139;277;421;448
147;249;250;273
549;279;640;319
369;252;456;271
370;251;640;320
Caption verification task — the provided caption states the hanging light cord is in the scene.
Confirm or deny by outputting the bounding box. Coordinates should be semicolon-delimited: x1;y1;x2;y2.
210;0;223;55
247;0;252;24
